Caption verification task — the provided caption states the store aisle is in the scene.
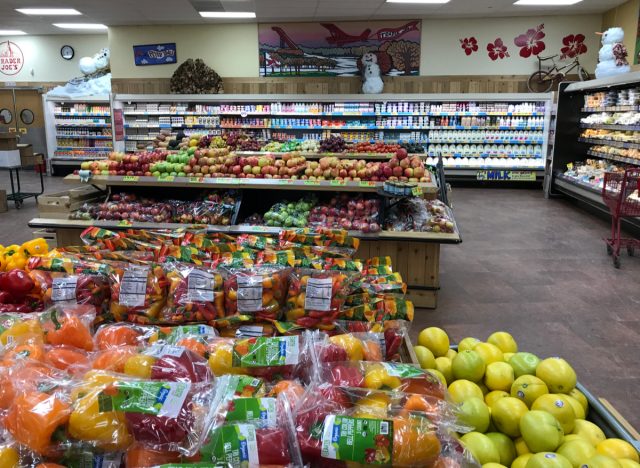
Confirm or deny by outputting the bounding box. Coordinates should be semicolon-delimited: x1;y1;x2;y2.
419;188;640;430
2;173;638;429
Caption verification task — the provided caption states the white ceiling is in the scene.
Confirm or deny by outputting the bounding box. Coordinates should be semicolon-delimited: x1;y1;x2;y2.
0;0;626;35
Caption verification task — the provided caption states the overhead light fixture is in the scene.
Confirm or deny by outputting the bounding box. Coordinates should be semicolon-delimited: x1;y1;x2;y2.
199;11;256;18
53;23;107;30
514;0;583;5
16;8;82;15
0;30;27;35
386;0;450;3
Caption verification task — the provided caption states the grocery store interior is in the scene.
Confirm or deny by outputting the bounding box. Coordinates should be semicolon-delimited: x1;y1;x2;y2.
1;0;640;466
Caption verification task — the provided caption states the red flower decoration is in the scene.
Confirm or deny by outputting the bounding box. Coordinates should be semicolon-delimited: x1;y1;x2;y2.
560;34;587;59
460;37;479;56
487;38;510;61
514;24;546;58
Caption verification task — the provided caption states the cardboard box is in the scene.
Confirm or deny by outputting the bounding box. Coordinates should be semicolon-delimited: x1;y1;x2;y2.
18;144;35;166
0;150;20;167
0;132;18;151
38;186;104;218
0;190;7;213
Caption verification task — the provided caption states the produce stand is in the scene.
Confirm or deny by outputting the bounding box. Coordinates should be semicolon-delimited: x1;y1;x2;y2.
29;173;461;309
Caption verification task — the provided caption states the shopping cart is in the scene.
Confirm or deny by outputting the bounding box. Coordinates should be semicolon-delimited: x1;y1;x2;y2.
602;168;640;268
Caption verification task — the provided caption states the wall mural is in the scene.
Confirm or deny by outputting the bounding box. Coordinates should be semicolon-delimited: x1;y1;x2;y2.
560;34;588;59
460;37;479;56
258;20;421;77
487;39;510;61
514;24;546;58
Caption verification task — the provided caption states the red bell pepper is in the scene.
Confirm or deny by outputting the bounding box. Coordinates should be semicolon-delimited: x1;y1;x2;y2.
0;269;35;300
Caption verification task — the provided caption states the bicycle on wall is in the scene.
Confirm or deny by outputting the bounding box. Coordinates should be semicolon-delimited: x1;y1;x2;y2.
527;54;590;93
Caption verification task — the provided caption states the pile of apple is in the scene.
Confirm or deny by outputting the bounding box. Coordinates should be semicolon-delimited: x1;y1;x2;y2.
413;328;640;468
308;194;381;232
81;193;173;223
348;141;402;154
79;151;167;176
237;152;307;179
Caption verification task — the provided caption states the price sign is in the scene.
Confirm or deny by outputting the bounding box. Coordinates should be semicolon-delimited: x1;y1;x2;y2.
117;220;133;227
122;176;139;182
359;181;376;187
304;180;319;186
411;186;423;197
331;180;346;186
189;177;204;183
157;175;175;182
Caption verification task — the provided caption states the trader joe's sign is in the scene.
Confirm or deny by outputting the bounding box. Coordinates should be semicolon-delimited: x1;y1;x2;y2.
0;41;24;75
133;43;177;66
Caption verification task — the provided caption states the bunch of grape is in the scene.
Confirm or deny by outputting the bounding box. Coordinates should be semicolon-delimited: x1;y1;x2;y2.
198;135;212;148
320;135;346;153
239;139;261;151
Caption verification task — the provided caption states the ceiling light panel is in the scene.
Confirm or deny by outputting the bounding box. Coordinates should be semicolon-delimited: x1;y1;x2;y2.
386;0;450;3
514;0;583;5
0;30;27;35
53;23;108;29
199;11;256;18
16;8;82;15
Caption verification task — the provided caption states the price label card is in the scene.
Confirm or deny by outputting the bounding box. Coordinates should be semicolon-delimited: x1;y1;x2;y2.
119;268;148;307
187;270;215;302
122;176;139;182
567;163;574;170
331;180;347;186
237;275;263;312
117;220;132;227
304;180;319;186
157;175;175;182
189;177;204;183
51;276;78;302
305;277;332;311
144;344;185;358
411;186;423;197
359;181;376;187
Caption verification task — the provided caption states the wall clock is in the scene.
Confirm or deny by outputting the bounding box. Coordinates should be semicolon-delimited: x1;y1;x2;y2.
61;45;74;60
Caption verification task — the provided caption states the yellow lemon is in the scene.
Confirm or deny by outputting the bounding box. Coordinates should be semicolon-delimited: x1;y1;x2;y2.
557;439;597;468
414;345;436;370
484;464;507;468
511;375;549;407
491;397;529;437
459;337;481;352
485;432;517;466
0;447;19;468
461;432;501;465
485;390;509;407
459;397;491;433
487;331;518;353
474;342;505;365
564;395;586;420
447;348;458;360
513;454;534;468
418;327;450;357
515;437;532;456
535;358;577;394
584;455;623;468
519;410;565;453
596;439;639;462
448;379;484;404
510;352;541;378
619;460;640;468
435;356;453;384
504;352;515;362
531;394;576;434
525;452;572;468
568;388;588;414
572;420;606;447
485;362;515;392
564;435;586;444
452;350;486;382
479;381;490;395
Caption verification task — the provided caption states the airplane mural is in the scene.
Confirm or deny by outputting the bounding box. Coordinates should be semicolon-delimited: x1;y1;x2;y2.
258;20;421;77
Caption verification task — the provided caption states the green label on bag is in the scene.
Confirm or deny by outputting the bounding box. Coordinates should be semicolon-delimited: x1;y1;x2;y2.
234;376;264;396
381;362;425;378
232;335;299;368
226;397;277;426
200;424;259;466
103;381;190;418
321;415;393;464
160;324;216;344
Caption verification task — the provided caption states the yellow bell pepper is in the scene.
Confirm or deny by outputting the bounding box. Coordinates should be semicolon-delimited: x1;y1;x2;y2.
21;238;49;257
329;334;365;361
0;445;19;468
0;253;6;272
3;245;26;271
69;380;131;450
0;319;44;346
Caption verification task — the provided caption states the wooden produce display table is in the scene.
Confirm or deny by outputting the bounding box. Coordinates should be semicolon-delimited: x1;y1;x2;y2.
29;174;461;308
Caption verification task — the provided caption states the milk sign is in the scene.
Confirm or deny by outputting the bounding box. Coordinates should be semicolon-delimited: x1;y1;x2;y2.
0;41;24;75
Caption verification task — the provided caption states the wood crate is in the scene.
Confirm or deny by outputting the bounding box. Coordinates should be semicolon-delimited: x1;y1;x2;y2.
38;186;103;219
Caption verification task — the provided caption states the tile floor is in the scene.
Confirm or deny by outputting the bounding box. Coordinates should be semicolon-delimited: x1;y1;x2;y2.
1;171;639;430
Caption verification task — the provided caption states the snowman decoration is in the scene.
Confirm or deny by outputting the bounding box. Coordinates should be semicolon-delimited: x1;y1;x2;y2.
595;27;630;79
361;52;384;94
79;48;110;76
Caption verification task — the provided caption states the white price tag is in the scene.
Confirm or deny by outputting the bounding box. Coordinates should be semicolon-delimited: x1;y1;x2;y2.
187;270;215;302
305;277;332;311
119;268;148;307
144;344;185;358
237;275;263;312
51;276;78;302
158;382;191;419
236;325;265;338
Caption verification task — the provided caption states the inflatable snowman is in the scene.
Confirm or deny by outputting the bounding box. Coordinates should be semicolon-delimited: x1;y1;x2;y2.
79;48;110;75
595;27;630;79
362;52;384;94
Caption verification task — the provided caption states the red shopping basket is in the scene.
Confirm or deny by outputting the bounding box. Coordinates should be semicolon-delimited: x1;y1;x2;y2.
602;168;640;268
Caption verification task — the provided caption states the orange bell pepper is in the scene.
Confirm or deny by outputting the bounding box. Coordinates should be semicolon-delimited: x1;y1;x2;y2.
5;391;71;455
43;307;94;351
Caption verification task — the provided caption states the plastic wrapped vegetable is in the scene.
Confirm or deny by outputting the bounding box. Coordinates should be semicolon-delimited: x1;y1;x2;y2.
161;263;224;323
334;320;409;362
295;382;443;467
123;344;213;383
285;269;352;329
40;304;96;351
320;361;446;400
101;379;222;455
44;345;91;375
108;263;168;323
222;265;290;322
316;332;385;363
94;323;158;350
340;295;415;323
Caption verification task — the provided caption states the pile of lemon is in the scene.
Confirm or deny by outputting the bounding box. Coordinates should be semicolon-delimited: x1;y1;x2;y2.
414;328;639;468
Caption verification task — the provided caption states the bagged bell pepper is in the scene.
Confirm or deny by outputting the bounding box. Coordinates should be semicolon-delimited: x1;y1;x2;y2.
316;332;385;363
320;361;446;400
108;262;168;323
334;320;409;362
339;295;414;323
0;313;44;346
44;344;91;375
285;269;352;330
161;263;224;323
122;344;213;383
222;265;290;322
40;304;96;351
94;322;158;350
